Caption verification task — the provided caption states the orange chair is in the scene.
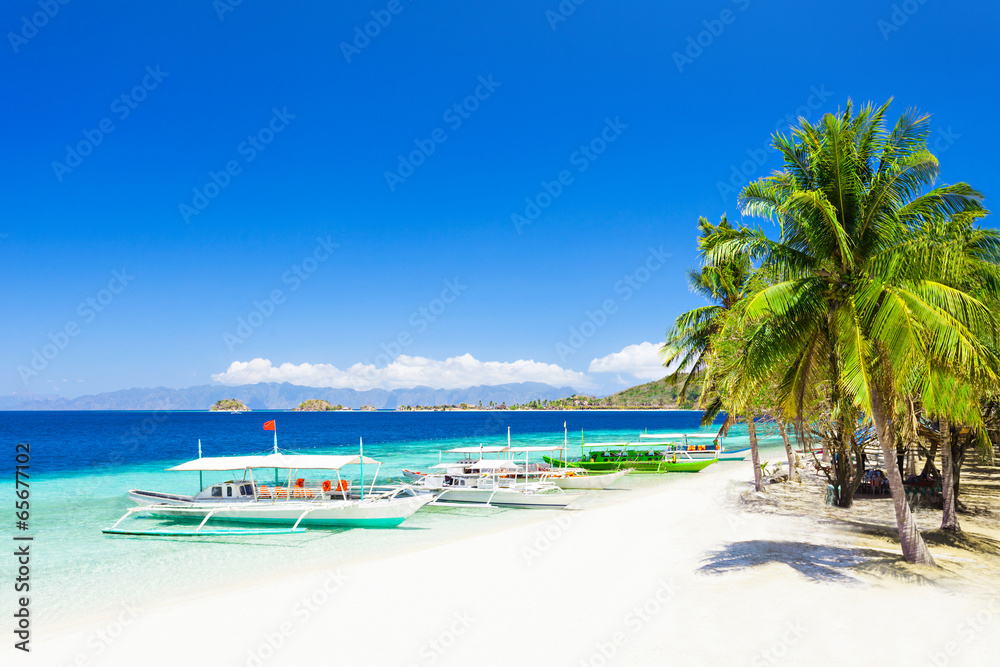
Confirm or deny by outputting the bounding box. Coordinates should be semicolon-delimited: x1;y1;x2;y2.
322;480;332;492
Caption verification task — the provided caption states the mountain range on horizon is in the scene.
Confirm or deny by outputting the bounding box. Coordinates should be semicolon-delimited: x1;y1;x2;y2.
0;381;580;411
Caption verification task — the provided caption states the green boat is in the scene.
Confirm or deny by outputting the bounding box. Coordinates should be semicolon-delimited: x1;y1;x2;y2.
543;440;718;473
543;454;715;473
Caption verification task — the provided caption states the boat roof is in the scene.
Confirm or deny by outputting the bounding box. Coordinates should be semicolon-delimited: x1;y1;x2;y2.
583;441;715;449
167;453;381;472
444;445;565;454
508;445;565;452
430;458;519;470
445;446;508;453
638;433;717;439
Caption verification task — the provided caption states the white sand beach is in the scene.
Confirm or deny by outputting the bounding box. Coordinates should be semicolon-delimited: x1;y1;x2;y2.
26;458;1000;667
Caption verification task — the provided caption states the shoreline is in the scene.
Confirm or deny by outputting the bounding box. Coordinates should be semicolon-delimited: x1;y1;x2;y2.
26;449;1000;666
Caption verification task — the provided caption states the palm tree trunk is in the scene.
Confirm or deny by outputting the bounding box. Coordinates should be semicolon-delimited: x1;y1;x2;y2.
870;388;935;565
940;421;961;531
778;421;799;483
747;416;762;492
920;439;939;477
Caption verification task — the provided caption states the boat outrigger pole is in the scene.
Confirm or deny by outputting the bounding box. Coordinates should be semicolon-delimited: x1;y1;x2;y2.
359;437;364;500
563;422;567;468
198;439;203;491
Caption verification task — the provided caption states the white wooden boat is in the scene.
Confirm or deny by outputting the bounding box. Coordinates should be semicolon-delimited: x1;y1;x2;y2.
106;448;431;536
546;468;630;490
412;446;583;509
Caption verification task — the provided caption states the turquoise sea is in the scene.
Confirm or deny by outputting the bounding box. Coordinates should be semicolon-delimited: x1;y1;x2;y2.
2;410;785;627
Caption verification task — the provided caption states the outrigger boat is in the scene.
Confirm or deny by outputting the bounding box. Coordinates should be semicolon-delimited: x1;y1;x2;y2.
528;427;632;489
543;467;631;490
543;440;717;473
638;432;750;461
409;442;584;509
105;439;431;536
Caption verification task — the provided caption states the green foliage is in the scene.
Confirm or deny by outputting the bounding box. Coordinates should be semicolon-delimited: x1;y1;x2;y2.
210;398;249;411
292;399;342;411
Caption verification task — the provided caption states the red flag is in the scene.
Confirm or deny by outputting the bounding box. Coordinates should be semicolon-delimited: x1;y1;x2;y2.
263;420;276;431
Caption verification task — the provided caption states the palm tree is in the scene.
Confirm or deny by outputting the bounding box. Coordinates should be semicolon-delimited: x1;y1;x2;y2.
661;215;751;408
717;99;995;564
913;211;1000;530
662;216;770;489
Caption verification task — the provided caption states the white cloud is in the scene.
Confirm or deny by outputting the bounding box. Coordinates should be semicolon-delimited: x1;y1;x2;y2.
212;354;593;391
588;342;666;381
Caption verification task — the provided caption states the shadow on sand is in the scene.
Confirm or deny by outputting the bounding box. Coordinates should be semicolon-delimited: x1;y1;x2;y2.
698;540;889;584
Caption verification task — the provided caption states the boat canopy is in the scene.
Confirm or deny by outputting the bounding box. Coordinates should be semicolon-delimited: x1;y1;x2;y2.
584;441;717;449
431;458;518;471
638;433;717;439
167;453;381;472
444;445;565;454
444;445;509;454
507;446;565;452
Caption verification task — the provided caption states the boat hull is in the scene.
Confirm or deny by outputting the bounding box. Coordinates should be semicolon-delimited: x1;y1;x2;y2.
543;456;716;473
432;487;583;508
134;494;431;528
549;469;630;489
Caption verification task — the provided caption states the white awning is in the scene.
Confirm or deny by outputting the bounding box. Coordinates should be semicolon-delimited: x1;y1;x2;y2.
639;433;716;439
582;442;632;448
167;453;381;472
444;446;509;453
467;459;519;470
507;446;565;452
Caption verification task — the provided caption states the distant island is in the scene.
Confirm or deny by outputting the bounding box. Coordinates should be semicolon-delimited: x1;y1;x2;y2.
292;399;344;411
396;376;701;411
0;381;577;411
210;398;250;412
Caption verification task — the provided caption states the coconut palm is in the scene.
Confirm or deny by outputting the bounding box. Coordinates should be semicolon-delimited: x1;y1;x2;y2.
661;215;751;408
714;99;995;564
661;216;774;488
914;211;1000;530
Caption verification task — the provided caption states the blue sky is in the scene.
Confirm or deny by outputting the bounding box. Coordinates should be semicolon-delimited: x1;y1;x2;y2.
3;0;998;398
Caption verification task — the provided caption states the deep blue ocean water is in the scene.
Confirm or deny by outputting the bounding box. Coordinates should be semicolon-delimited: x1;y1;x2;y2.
1;409;721;476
